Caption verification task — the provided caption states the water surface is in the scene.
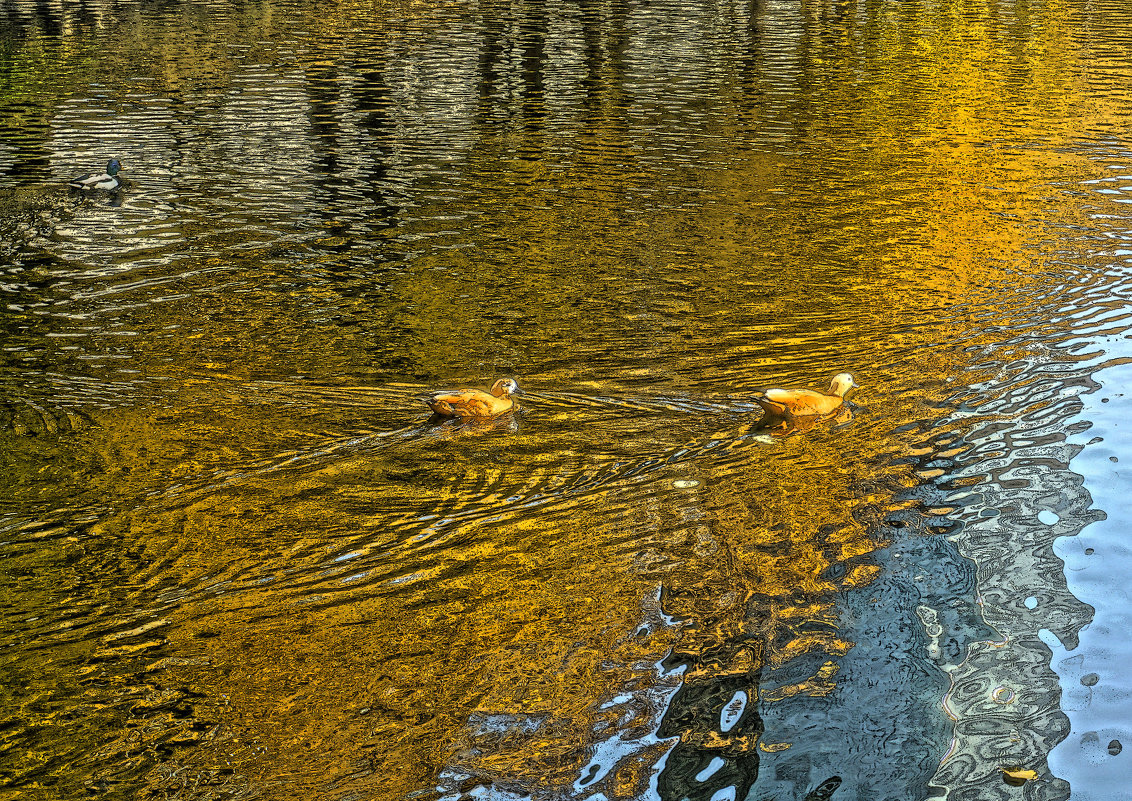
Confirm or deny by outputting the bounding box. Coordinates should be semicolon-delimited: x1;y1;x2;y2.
2;1;1132;799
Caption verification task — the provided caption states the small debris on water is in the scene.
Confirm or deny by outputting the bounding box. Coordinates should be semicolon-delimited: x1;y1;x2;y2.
991;686;1016;705
673;479;700;489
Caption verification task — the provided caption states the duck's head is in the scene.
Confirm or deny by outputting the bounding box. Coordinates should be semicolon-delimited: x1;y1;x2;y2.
106;159;122;175
491;378;522;398
828;373;858;397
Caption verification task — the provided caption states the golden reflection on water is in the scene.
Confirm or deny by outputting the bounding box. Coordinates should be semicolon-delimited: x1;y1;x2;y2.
86;423;685;797
63;381;907;798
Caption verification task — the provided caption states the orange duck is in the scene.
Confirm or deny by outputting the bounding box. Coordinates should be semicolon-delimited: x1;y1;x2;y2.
753;373;857;421
425;378;523;420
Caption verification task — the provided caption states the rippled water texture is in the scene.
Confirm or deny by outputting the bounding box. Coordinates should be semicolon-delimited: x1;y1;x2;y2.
3;0;1132;799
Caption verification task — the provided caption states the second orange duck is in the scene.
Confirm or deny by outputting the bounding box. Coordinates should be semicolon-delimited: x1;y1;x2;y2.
425;378;523;420
753;373;857;421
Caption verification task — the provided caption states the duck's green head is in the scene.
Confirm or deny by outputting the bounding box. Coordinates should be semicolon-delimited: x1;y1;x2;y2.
106;159;122;175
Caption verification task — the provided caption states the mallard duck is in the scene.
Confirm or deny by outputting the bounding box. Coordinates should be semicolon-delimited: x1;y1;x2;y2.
67;158;123;191
753;373;857;420
425;378;523;420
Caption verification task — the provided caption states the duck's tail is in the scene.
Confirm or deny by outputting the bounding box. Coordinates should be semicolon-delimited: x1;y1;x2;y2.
751;392;788;418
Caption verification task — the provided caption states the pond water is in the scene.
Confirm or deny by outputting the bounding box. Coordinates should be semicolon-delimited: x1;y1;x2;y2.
2;1;1132;800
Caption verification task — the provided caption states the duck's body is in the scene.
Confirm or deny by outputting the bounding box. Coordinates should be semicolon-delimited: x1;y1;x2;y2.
68;159;123;191
753;373;857;420
426;378;522;420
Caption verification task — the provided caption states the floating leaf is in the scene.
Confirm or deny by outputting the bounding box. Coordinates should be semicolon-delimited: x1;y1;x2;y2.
758;740;792;753
1000;767;1039;786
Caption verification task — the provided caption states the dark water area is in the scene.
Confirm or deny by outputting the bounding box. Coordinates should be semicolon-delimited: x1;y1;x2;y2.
3;0;1132;799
